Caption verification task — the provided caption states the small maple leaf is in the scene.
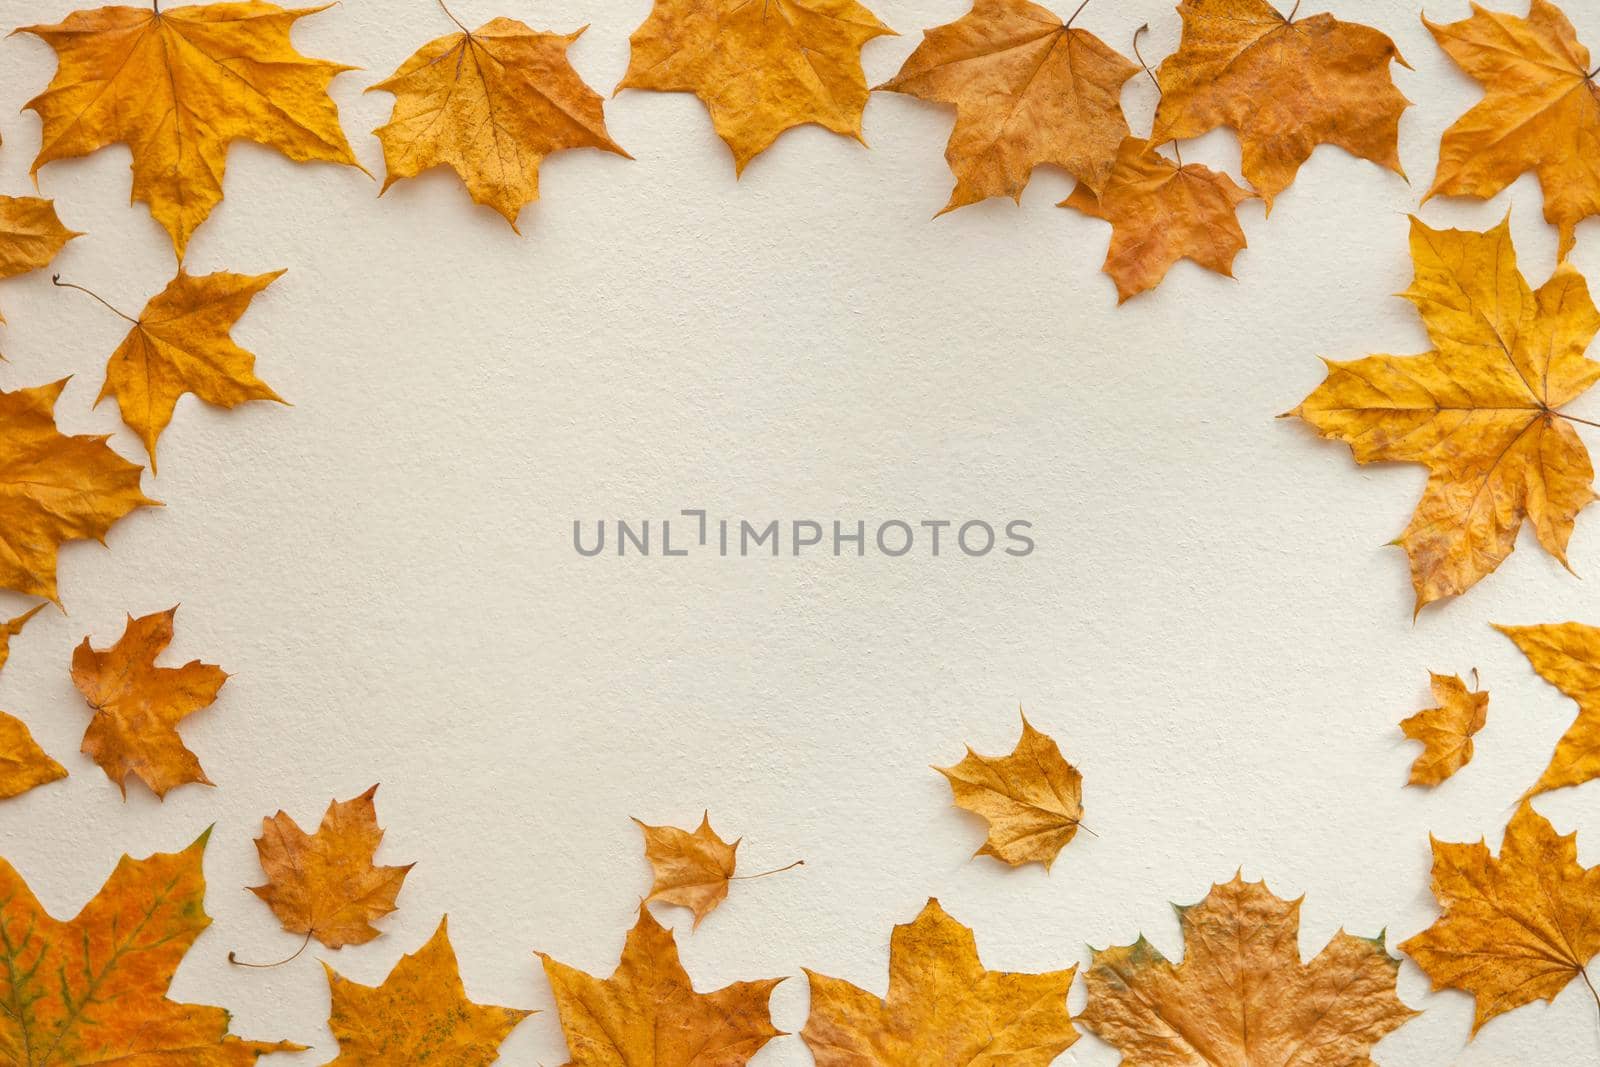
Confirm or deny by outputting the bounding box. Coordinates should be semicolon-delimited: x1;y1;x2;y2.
617;0;895;173
1289;216;1600;611
1496;621;1600;798
540;905;783;1066
1402;803;1600;1033
370;14;630;229
0;712;67;800
71;606;228;799
635;813;737;927
0;379;156;605
801;898;1077;1064
937;712;1084;869
248;784;414;952
1425;0;1600;261
0;830;303;1062
1080;873;1418;1061
323;916;532;1064
877;0;1136;212
1152;0;1410;205
1062;135;1256;302
1401;671;1489;787
19;1;363;260
0;196;79;322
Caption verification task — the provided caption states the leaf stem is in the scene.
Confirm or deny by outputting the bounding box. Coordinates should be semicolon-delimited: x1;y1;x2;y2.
1558;412;1600;431
729;859;804;881
51;275;137;325
1285;0;1301;22
1132;25;1182;166
437;0;468;33
1581;966;1600;1031
1064;0;1091;29
228;930;312;969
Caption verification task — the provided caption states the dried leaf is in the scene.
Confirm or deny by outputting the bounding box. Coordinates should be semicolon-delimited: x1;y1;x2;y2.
0;379;155;605
250;784;414;950
71;606;227;799
1152;0;1410;205
1401;672;1489;786
539;905;782;1066
370;17;628;229
1062;135;1255;302
617;0;894;173
0;605;43;674
1425;0;1600;260
634;812;737;928
323;916;531;1064
1496;621;1600;799
878;0;1136;211
1288;216;1600;611
0;830;303;1062
0;711;67;800
1080;873;1418;1062
20;1;362;260
937;712;1083;869
91;269;285;472
1402;803;1600;1033
0;196;79;321
801;898;1077;1064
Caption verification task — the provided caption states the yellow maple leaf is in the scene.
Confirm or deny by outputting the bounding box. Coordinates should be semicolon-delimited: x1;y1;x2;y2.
635;813;736;927
71;606;227;799
1063;135;1256;302
801;898;1077;1064
617;0;894;173
1496;621;1600;799
1081;873;1418;1061
937;712;1084;869
0;712;67;801
1402;803;1600;1033
1152;0;1410;205
540;905;783;1066
0;379;155;605
0;196;79;323
0;605;42;674
1401;671;1489;787
0;830;302;1062
19;1;363;260
1424;0;1600;260
248;784;414;953
878;0;1136;212
370;13;629;229
1289;216;1600;611
323;916;532;1064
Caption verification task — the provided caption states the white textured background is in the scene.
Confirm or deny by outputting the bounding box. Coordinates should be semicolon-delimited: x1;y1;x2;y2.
0;0;1597;1062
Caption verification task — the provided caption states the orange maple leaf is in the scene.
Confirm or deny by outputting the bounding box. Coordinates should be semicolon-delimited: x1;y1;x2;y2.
0;604;64;801
1400;671;1488;787
0;196;79;323
937;712;1085;869
1496;621;1600;799
71;606;228;799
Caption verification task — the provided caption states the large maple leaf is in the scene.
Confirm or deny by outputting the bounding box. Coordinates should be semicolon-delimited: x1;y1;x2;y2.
1496;621;1600;798
539;905;782;1066
0;830;302;1064
801;898;1077;1065
1080;874;1417;1063
323;916;531;1064
1289;217;1600;612
19;1;362;260
370;15;629;229
617;0;894;173
1402;803;1600;1033
1425;0;1600;261
0;379;154;605
878;0;1136;212
1152;0;1410;205
937;712;1085;869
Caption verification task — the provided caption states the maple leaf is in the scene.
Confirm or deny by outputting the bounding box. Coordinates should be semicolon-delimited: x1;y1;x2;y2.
1401;671;1489;786
370;14;629;229
1495;621;1600;799
616;0;895;173
0;379;155;605
323;916;531;1065
248;784;414;952
801;897;1077;1065
0;829;303;1063
1288;216;1600;611
877;0;1136;212
634;813;736;928
0;196;79;322
19;1;363;260
539;905;783;1066
1151;0;1410;205
1080;873;1418;1063
0;605;42;674
71;606;228;799
1401;803;1600;1032
937;712;1084;869
1424;0;1600;261
0;712;67;800
1062;135;1255;302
